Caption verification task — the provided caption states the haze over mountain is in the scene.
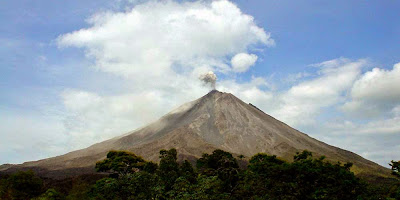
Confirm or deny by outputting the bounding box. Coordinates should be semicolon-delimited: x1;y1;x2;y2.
1;90;389;178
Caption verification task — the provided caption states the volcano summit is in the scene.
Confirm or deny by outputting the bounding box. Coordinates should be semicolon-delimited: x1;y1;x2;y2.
1;90;389;178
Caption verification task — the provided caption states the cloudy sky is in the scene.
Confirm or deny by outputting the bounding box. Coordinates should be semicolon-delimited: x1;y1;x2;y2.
1;0;399;167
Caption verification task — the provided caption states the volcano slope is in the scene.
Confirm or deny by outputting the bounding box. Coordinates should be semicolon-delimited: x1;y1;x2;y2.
1;90;389;178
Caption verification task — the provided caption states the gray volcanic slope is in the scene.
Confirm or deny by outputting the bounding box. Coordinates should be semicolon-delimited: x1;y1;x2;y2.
1;90;389;178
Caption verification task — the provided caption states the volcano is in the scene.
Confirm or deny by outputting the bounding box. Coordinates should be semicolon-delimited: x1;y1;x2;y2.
1;90;389;178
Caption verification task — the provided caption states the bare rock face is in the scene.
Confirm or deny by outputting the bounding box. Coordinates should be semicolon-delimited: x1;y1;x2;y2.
1;90;390;178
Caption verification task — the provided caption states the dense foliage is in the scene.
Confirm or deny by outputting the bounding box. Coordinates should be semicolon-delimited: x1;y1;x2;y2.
95;150;157;176
391;161;400;178
0;170;44;200
1;150;399;200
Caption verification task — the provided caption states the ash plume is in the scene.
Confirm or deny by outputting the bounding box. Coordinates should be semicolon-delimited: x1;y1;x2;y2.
199;71;217;89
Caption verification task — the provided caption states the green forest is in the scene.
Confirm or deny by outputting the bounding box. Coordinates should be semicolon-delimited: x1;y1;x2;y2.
1;149;399;200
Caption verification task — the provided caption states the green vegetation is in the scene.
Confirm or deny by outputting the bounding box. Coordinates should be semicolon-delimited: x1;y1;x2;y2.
0;170;43;200
33;189;64;200
391;160;400;178
389;160;400;200
95;150;157;176
1;150;399;199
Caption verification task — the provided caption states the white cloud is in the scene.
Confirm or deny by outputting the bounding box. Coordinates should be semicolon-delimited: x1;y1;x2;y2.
392;105;400;116
318;115;400;166
270;58;366;126
310;127;400;167
219;76;274;105
341;62;400;117
57;0;273;77
325;117;400;135
284;72;311;83
231;53;258;73
0;109;66;164
352;63;400;102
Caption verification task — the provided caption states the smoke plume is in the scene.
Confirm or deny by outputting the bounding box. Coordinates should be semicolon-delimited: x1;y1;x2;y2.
200;71;217;89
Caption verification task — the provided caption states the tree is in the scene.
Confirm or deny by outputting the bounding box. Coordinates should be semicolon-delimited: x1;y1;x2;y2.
239;150;367;199
0;176;10;200
289;153;362;200
143;161;158;174
91;150;160;199
180;160;196;184
237;153;287;199
168;175;230;200
123;172;159;199
3;170;43;200
390;160;400;178
191;175;230;200
197;149;239;173
196;149;240;192
90;175;158;200
95;172;158;200
33;189;64;200
293;150;313;161
157;149;180;192
65;181;91;200
95;150;153;176
248;153;285;174
89;178;120;200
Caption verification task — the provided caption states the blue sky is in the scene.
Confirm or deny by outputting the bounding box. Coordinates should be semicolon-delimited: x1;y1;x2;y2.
1;0;399;167
237;0;400;80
